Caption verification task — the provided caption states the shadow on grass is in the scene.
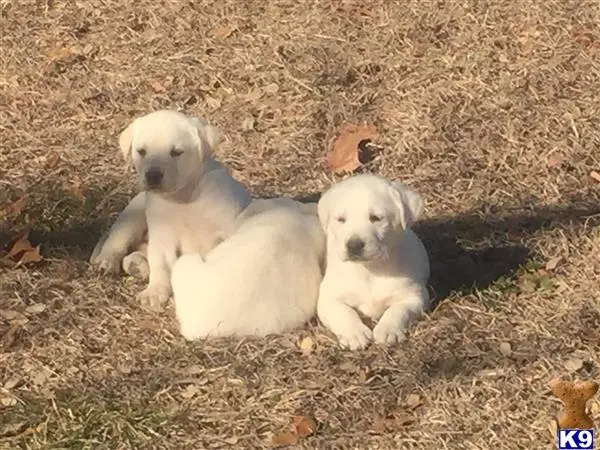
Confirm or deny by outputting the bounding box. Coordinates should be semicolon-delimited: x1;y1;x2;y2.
2;186;599;304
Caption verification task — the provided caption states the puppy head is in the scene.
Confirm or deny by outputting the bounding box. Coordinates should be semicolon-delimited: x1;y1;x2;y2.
318;174;423;262
118;110;220;195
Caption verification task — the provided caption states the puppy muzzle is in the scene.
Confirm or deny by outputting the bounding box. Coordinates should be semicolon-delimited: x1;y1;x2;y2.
144;168;164;190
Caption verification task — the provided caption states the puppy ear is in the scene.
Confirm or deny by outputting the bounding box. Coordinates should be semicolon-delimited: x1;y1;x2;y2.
389;180;424;230
188;117;221;159
118;122;135;162
317;187;333;231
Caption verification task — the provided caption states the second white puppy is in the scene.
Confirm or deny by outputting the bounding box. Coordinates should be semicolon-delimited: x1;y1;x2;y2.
117;109;252;308
171;199;325;339
316;174;430;350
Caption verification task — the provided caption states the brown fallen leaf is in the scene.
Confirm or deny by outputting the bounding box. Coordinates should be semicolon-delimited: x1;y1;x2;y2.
271;414;317;447
292;415;317;437
44;152;61;169
328;123;378;174
46;46;73;61
8;234;34;259
499;342;512;356
590;170;600;183
213;25;238;38
547;155;562;168
545;256;562;271
271;431;298;447
404;393;422;409
150;76;174;93
2;196;28;218
372;410;416;434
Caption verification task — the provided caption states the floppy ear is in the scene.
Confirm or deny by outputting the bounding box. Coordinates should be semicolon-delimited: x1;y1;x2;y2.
389;180;424;230
118;121;135;162
317;186;334;231
188;117;221;159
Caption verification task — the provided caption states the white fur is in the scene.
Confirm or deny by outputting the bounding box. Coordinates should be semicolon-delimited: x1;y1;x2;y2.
171;200;325;339
316;174;430;350
91;110;252;309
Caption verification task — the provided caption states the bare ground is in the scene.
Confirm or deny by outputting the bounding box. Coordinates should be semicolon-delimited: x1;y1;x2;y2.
1;1;600;449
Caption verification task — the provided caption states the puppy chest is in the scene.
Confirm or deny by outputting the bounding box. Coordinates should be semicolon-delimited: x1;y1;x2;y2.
147;203;222;255
350;279;406;320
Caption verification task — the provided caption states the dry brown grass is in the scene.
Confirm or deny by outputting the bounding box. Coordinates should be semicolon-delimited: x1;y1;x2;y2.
1;0;600;448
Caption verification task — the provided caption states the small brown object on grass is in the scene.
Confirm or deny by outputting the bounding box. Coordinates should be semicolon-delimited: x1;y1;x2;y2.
327;123;378;174
549;378;599;430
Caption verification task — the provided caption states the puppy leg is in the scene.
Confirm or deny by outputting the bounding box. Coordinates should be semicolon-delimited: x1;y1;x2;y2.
90;192;148;274
318;293;372;350
138;238;176;310
373;284;428;345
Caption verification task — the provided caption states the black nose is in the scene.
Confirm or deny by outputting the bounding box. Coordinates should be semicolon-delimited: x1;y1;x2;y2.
346;237;365;257
145;168;163;187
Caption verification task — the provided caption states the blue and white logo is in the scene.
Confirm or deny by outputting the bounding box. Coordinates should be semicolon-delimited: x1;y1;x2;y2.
558;429;594;450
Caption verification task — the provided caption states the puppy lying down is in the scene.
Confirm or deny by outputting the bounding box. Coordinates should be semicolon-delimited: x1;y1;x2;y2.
316;174;430;350
171;198;325;339
91;109;252;308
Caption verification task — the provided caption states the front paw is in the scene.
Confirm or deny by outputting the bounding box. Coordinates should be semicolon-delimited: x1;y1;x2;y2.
91;252;123;275
138;285;171;311
373;321;407;345
336;322;373;350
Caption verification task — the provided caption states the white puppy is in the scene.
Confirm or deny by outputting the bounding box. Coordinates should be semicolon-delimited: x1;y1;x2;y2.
171;199;325;339
316;174;430;350
94;110;252;308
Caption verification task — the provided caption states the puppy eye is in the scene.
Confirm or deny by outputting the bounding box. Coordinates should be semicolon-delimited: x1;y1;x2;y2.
170;148;184;158
137;148;146;157
336;217;346;224
369;214;383;223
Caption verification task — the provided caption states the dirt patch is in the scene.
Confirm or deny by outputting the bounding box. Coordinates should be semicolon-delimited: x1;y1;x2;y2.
1;0;600;448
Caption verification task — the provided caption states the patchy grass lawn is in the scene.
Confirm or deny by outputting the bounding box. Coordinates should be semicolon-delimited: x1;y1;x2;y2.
1;0;600;449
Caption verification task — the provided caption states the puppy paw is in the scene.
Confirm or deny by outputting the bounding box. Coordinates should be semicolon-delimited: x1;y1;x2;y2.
336;323;373;350
373;321;407;345
92;254;123;275
122;252;149;281
138;286;171;311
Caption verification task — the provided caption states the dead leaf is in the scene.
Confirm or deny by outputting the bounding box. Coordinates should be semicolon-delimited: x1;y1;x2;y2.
405;393;422;409
44;152;60;169
2;196;28;218
0;310;26;321
150;76;174;93
180;384;199;399
0;420;28;438
499;342;512;356
205;96;221;110
0;396;17;408
4;376;23;390
8;235;34;259
292;415;317;437
271;431;298;447
545;256;562;271
213;25;238;38
564;358;584;373
298;336;315;356
47;46;73;61
24;303;46;315
15;245;42;267
263;83;280;94
328;123;378;174
590;170;600;183
372;411;416;434
241;116;255;131
547;155;562;168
